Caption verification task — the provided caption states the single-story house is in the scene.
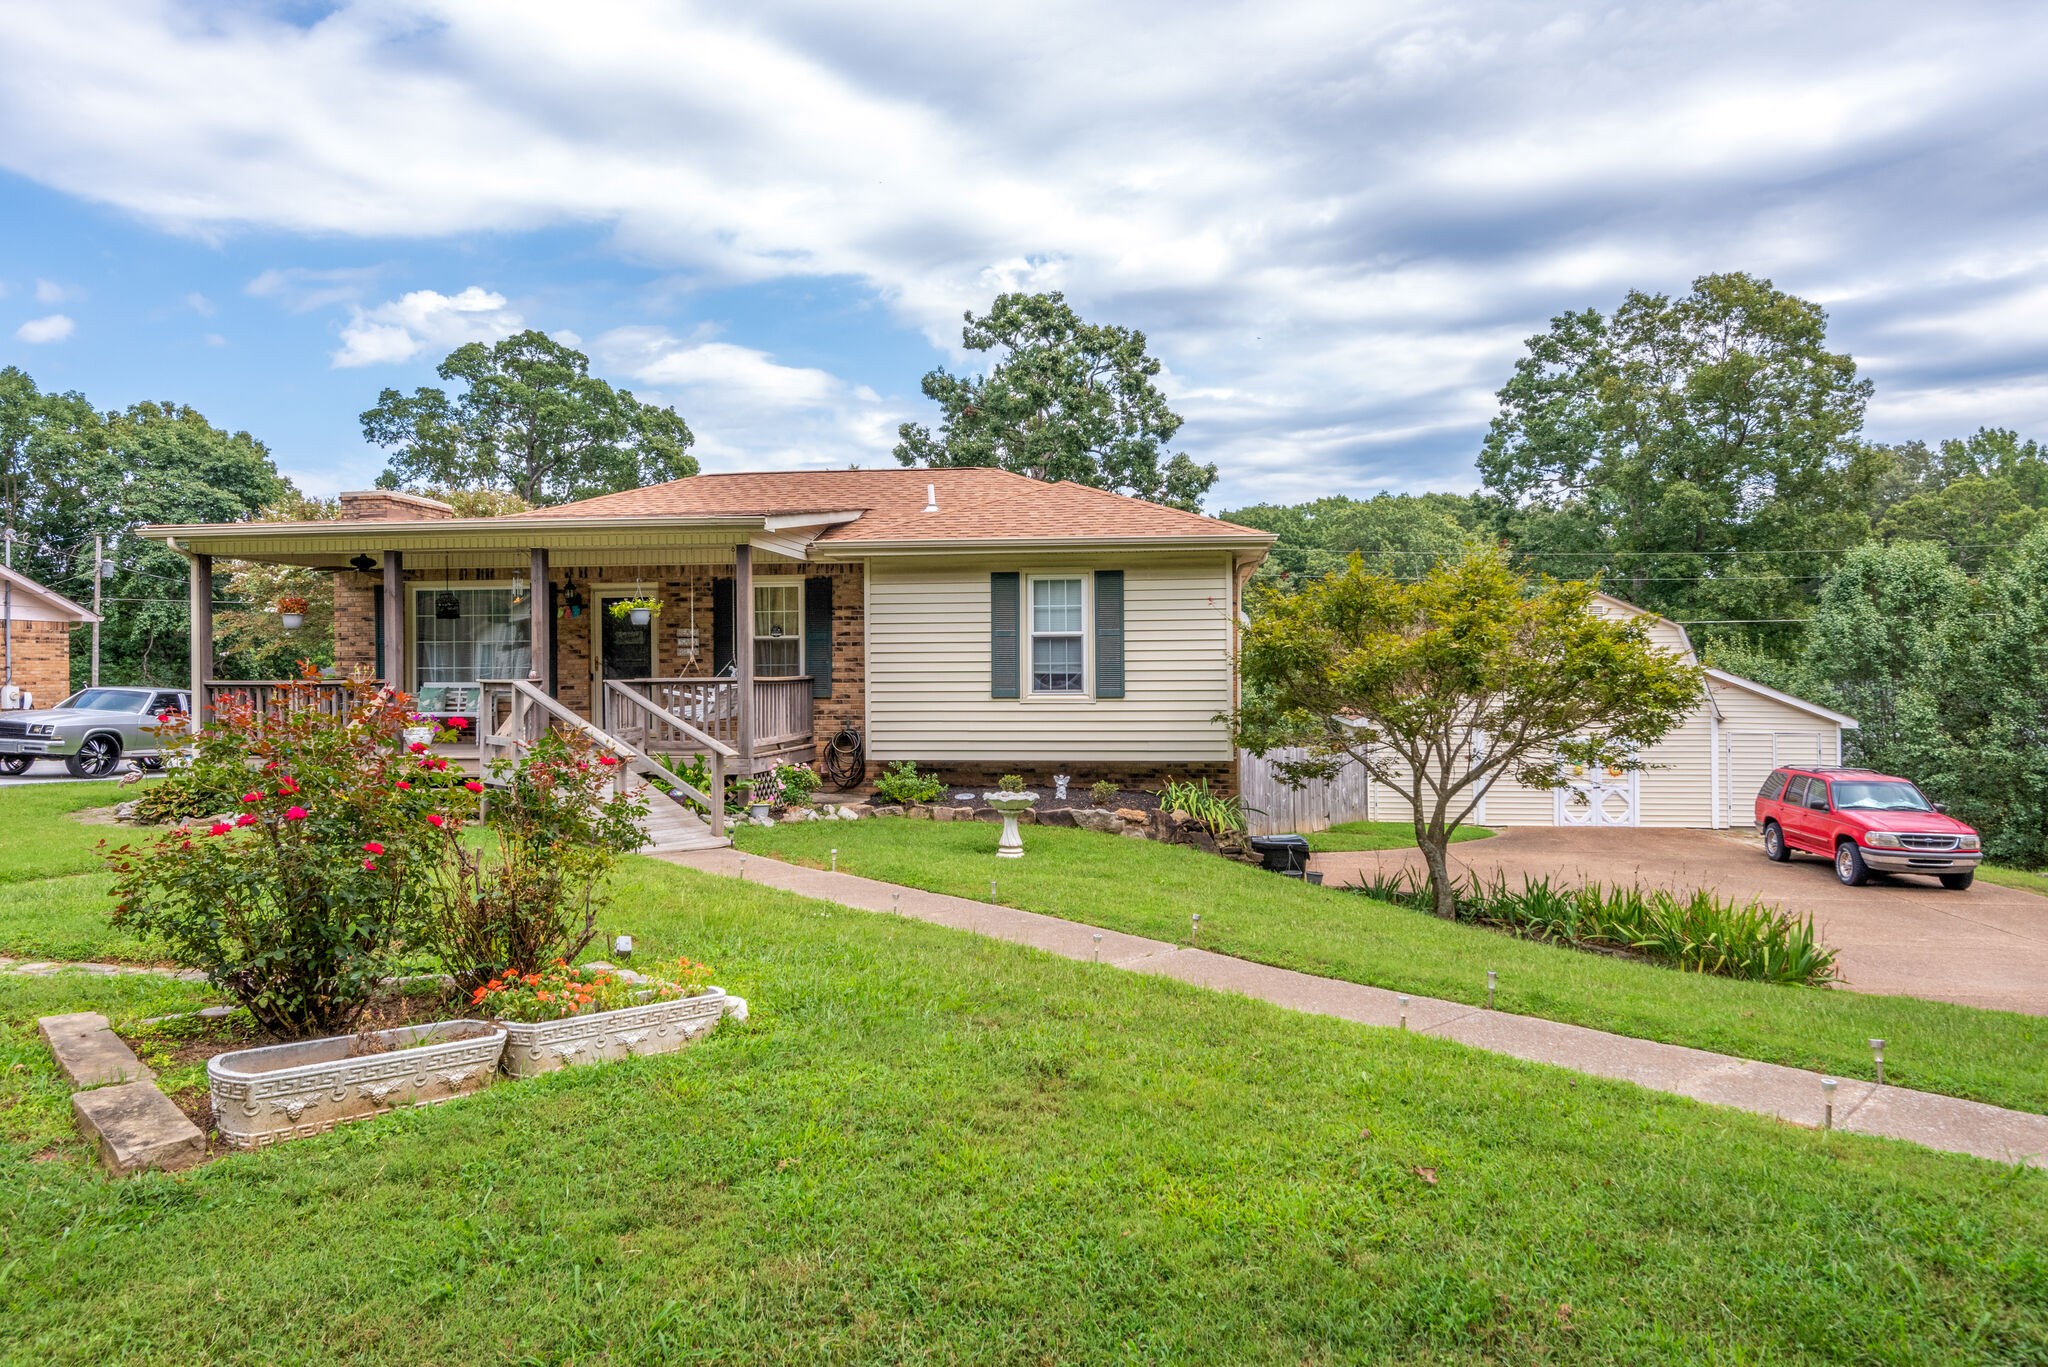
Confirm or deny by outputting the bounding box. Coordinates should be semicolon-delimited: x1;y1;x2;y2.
142;469;1276;806
0;565;99;709
1359;592;1858;830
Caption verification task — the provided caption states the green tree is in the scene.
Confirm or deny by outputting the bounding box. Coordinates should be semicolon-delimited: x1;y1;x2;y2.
1233;547;1702;915
215;493;340;681
362;331;697;506
1225;493;1482;589
1479;272;1873;647
894;292;1216;511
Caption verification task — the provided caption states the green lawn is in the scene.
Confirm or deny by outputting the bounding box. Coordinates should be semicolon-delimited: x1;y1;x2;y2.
1982;862;2048;897
3;855;2045;1364
736;818;2048;1116
1306;819;1494;853
0;783;166;963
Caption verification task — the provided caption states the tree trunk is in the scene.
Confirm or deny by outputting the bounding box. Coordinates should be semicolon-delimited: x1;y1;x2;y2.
1417;830;1459;919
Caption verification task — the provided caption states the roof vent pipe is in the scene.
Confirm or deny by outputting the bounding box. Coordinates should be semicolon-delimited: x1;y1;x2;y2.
924;482;938;514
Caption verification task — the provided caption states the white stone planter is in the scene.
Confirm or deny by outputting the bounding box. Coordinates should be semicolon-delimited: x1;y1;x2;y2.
981;790;1040;858
402;725;435;748
497;987;746;1078
206;1019;506;1150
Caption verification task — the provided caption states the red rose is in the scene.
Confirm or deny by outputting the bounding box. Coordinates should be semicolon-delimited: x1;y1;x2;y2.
408;742;428;754
207;821;232;836
394;780;411;790
240;791;262;804
598;755;619;767
234;813;257;828
361;858;378;871
277;778;299;796
426;813;446;828
283;806;308;821
362;841;385;855
464;780;483;793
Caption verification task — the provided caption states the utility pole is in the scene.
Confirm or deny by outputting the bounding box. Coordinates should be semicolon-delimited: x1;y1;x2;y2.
91;534;103;687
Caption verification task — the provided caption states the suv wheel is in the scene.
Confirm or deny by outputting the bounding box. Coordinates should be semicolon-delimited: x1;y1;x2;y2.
1762;821;1790;862
65;735;121;779
1939;871;1975;891
1834;840;1870;887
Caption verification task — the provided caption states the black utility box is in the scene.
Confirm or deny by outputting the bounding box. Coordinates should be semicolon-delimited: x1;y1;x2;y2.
1247;834;1311;876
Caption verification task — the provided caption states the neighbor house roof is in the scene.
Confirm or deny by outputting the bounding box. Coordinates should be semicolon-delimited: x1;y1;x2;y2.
0;565;97;624
511;468;1273;547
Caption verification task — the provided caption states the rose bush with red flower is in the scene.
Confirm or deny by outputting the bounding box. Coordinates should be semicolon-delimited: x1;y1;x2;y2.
105;669;480;1036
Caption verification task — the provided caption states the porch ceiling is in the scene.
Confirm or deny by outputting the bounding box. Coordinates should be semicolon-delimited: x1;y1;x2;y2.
140;516;809;568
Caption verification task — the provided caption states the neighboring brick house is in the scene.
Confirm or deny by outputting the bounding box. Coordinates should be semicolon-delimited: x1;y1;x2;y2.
0;566;96;709
144;468;1274;792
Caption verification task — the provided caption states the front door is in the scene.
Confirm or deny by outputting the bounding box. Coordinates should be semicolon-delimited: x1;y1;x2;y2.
596;594;655;730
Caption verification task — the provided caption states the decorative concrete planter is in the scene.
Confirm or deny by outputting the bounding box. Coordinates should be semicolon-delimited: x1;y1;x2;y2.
206;1019;506;1150
497;987;746;1078
981;790;1040;858
402;725;435;748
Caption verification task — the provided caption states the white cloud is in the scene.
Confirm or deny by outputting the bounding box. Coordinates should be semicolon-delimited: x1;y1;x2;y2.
596;326;901;470
14;313;74;343
185;291;215;316
33;278;74;305
0;2;2046;498
330;285;522;367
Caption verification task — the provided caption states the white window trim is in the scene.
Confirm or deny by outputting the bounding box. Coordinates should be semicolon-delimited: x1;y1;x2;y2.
1026;572;1090;700
407;580;535;695
752;577;805;679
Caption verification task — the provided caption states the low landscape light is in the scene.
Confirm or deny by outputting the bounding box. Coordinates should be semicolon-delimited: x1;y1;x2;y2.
612;934;633;959
1487;969;1497;1009
1398;995;1409;1031
1868;1039;1886;1086
1821;1078;1838;1131
1093;932;1102;962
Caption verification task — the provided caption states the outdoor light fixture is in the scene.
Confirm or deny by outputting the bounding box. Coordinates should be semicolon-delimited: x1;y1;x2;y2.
829;848;838;872
1397;995;1410;1030
1487;969;1497;1009
1191;911;1201;945
349;553;376;573
1093;932;1102;962
1868;1039;1886;1086
612;934;634;959
1821;1078;1838;1131
434;589;462;620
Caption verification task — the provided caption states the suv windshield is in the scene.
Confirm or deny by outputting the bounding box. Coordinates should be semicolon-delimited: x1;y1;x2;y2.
1830;780;1933;812
57;689;152;712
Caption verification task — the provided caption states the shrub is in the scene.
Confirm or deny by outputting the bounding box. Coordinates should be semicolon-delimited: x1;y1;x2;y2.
1089;779;1119;806
424;729;647;991
874;760;945;805
1158;776;1247;834
1349;871;1839;986
773;762;822;808
468;957;713;1022
105;674;469;1036
996;773;1026;793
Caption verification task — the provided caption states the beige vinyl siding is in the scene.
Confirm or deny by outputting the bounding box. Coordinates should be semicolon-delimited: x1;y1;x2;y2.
866;553;1236;762
1711;678;1844;827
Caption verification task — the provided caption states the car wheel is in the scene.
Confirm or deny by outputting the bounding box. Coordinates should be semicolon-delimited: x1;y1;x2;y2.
0;755;32;776
1762;821;1790;862
1834;840;1869;887
137;756;165;772
65;735;121;779
1939;871;1975;891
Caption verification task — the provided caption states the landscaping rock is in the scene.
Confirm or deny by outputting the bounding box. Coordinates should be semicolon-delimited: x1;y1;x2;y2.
869;804;903;818
930;805;957;823
38;1012;154;1088
971;806;998;822
905;804;932;820
1038;807;1077;827
1071;808;1123;835
840;803;874;818
71;1081;206;1176
1114;808;1150;825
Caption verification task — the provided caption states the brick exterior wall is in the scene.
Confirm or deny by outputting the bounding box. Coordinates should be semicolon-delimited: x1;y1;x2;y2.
5;619;75;708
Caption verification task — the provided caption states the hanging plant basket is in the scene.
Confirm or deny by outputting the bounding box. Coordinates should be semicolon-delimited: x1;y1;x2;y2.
275;596;309;631
609;597;660;626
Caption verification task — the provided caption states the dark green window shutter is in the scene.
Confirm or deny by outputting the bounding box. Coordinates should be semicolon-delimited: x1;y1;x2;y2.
990;572;1020;698
1094;570;1125;698
804;575;834;699
711;577;735;675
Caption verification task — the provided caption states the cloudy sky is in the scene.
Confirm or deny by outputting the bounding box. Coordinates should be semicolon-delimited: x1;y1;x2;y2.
2;1;2045;511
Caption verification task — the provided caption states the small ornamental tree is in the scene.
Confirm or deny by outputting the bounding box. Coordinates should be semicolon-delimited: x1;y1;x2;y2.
1232;547;1702;917
424;729;647;991
105;672;477;1035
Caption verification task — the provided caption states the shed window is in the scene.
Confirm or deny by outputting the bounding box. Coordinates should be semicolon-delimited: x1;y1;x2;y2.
1030;577;1085;693
753;580;802;677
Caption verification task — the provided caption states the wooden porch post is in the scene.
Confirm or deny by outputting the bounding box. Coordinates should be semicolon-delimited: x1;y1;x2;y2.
188;553;212;728
381;550;404;692
528;547;550;693
733;541;754;778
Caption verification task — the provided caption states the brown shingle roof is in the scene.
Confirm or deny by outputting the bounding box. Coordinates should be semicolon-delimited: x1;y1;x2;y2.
512;467;1271;543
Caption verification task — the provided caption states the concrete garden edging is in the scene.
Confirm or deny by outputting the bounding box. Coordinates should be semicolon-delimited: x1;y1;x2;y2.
206;1019;507;1150
498;987;746;1078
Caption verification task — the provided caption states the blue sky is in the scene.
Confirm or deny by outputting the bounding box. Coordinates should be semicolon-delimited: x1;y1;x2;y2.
3;1;2047;512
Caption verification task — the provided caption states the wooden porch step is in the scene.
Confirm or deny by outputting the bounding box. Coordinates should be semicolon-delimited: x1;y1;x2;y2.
636;791;730;853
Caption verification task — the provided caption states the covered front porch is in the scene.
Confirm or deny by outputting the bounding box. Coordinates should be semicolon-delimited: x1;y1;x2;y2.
158;494;864;795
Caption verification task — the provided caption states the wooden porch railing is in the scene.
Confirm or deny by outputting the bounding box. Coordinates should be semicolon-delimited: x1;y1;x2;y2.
614;677;815;769
203;679;363;722
478;678;731;838
752;677;814;752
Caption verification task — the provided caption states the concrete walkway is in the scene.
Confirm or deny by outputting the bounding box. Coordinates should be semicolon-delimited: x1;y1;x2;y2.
661;846;2048;1169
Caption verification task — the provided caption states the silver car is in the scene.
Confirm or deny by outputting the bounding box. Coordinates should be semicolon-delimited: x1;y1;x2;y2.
0;686;192;778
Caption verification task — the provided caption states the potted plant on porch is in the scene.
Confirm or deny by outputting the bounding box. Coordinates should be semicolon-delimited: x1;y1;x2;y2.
275;594;310;630
608;596;661;627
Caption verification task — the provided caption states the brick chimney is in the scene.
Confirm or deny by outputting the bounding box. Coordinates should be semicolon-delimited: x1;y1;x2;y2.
338;491;458;522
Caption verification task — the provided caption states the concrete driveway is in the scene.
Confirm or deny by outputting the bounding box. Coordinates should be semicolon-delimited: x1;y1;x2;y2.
1311;827;2048;1016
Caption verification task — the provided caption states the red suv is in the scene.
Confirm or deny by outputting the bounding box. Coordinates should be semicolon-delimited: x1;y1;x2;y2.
1755;767;1982;889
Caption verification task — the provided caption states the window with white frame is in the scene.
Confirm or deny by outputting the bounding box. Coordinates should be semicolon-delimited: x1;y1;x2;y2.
753;580;802;677
1030;576;1085;693
413;586;532;691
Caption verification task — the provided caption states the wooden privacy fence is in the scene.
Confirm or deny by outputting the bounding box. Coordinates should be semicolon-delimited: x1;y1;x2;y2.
1238;748;1372;837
